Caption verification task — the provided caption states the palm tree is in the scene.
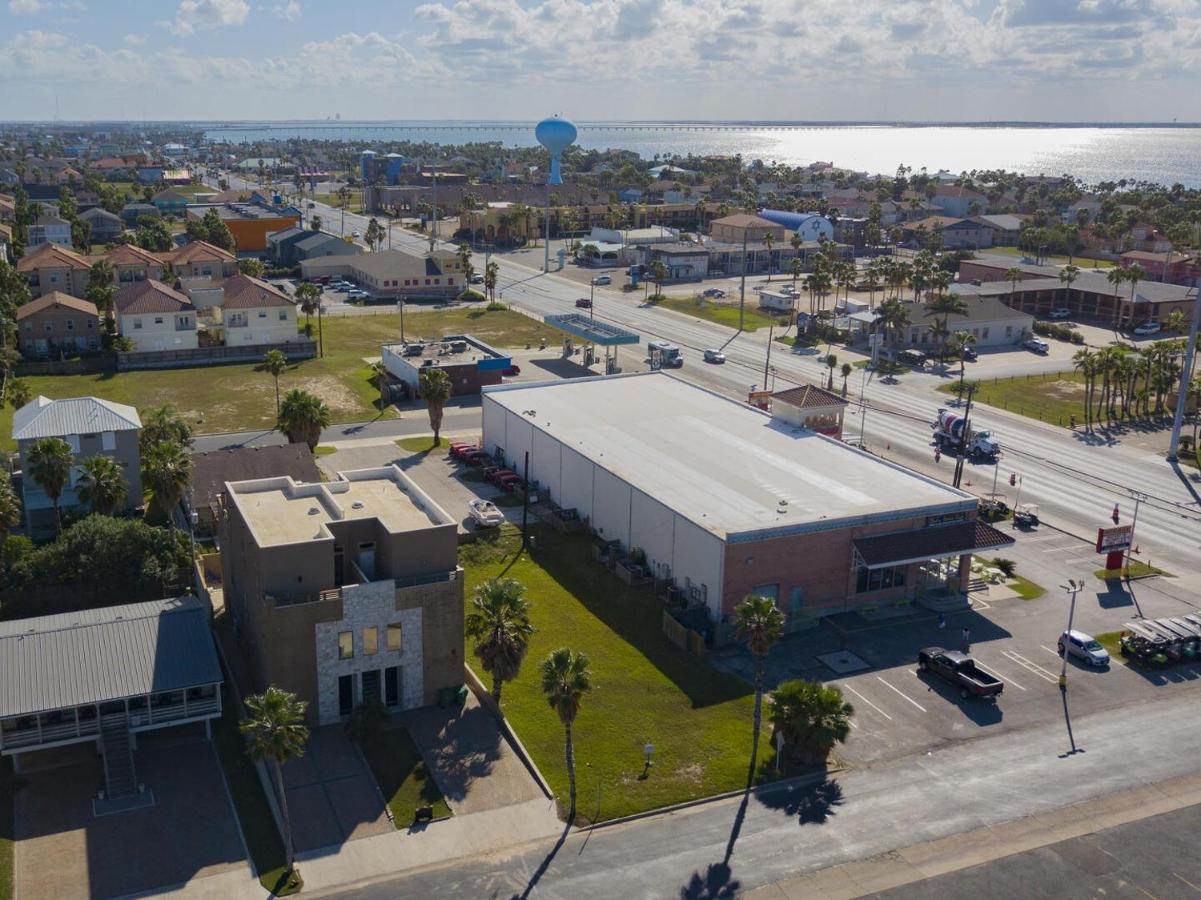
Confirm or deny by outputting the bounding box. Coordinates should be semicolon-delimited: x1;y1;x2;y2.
1059;264;1080;315
140;404;192;453
923;293;969;358
948;331;977;387
647;259;668;299
762;231;774;282
1106;266;1127;328
464;578;535;706
877;298;911;347
1124;263;1145;330
277;389;331;451
733;594;784;775
26;436;73;533
142;439;191;527
241;687;310;882
840;362;853;398
769;679;854;769
540;647;593;822
824;353;838;390
7;378;32;411
294;282;321;336
86;259;116;332
484;260;499;303
1004;266;1024;311
0;471;20;569
262;348;287;415
417;367;452;446
364;217;385;251
1073;347;1096;432
76;454;127;516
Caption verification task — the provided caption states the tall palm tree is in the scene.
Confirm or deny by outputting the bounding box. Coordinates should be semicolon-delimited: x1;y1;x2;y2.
86;259;116;333
1059;264;1080;315
877;298;911;347
1004;266;1024;312
241;687;310;882
733;594;785;775
824;353;838;390
540;647;593;822
262;348;288;415
949;330;977;387
484;260;500;303
0;470;22;570
26;436;73;534
417;367;453;445
1106;266;1127;328
923;293;969;357
140;404;192;453
465;578;535;705
1124;263;1145;330
1073;347;1096;432
769;679;854;768
76;454;127;516
142;439;191;527
840;362;853;397
278;389;331;451
294;282;321;337
762;231;774;282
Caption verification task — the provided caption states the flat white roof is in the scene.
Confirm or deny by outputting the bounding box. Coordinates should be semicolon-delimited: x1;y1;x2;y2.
484;374;974;540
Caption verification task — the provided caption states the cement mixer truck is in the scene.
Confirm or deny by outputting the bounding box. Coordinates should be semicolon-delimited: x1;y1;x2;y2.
932;408;1000;460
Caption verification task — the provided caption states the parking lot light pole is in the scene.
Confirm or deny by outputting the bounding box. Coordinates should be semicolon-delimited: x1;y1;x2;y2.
1059;578;1083;688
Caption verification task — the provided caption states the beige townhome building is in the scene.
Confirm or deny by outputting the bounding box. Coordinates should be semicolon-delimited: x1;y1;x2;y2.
218;465;464;726
113;279;199;351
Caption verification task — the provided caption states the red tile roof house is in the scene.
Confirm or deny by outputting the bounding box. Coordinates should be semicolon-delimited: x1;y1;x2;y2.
113;280;198;352
216;274;299;346
16;292;101;357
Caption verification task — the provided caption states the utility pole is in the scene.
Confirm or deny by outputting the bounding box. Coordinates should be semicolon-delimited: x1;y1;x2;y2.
738;228;748;332
1123;490;1145;579
398;299;406;343
952;385;976;488
1167;290;1201;461
429;171;438;253
1058;577;1083;756
544;178;552;273
763;321;774;388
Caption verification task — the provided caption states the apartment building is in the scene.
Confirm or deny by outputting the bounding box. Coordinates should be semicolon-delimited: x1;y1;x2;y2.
219;466;465;726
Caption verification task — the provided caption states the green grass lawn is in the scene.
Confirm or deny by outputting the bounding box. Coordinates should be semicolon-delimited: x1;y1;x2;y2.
314;190;363;209
0;757;13;900
396;436;438;453
461;526;770;823
1008;574;1046;600
211;688;301;896
986;247;1114;268
938;371;1086;428
0;309;557;450
654;296;787;333
359;728;451;826
314;446;338;456
1093;560;1169;580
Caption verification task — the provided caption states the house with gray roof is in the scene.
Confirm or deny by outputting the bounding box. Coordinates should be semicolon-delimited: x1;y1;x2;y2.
293;231;363;263
80;206;124;244
13;395;142;534
0;596;222;799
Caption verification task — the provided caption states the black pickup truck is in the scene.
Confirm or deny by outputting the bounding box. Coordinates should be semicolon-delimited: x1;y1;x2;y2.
917;647;1004;701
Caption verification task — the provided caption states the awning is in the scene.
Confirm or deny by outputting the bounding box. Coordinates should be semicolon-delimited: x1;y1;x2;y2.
854;521;1014;569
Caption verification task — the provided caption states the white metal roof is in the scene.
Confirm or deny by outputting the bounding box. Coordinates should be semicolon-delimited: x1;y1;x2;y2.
0;596;222;719
484;373;975;540
12;396;141;442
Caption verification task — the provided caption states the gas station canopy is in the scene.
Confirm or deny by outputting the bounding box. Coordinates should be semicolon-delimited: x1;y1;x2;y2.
544;314;640;346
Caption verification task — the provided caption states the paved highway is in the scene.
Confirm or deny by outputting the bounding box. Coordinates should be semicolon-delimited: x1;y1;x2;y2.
225;175;1201;576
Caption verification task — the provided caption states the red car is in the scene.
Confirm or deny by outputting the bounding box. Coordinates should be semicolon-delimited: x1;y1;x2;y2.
503;364;521;377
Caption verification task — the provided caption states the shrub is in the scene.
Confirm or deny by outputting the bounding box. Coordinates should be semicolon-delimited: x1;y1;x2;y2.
485;301;506;311
457;289;486;303
990;557;1017;578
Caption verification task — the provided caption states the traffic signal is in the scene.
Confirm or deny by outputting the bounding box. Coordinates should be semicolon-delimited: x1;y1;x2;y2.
1009;473;1016;486
1112;503;1120;524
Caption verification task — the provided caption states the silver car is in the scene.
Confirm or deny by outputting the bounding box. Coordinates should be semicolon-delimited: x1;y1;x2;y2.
1058;629;1110;667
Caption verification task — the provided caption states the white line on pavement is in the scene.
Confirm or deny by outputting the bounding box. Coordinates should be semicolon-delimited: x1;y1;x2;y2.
842;684;893;721
876;676;927;712
1040;644;1061;657
1002;650;1060;683
980;662;1027;691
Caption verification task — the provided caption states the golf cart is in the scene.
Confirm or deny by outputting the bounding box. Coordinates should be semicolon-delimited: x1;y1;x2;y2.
1013;503;1039;528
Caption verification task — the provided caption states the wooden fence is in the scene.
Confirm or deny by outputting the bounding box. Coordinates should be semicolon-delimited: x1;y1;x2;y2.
116;339;317;370
662;610;707;659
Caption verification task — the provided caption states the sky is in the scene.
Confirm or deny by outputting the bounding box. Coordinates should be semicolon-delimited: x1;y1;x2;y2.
1;0;1201;122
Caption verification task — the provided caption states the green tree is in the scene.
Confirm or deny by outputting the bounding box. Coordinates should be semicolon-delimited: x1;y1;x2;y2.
7;378;32;411
262;348;288;415
71;217;92;253
310;214;322;232
1105;266;1127;327
140;404;193;454
840;362;853;397
647;259;669;299
26;436;74;534
0;470;22;571
364;217;386;252
277;388;331;450
294;281;320;335
484;260;500;303
733;594;785;775
86;259;116;332
1059;264;1080;315
1123;263;1145;330
142;439;192;528
948;330;977;387
1004;265;1025;311
923;293;969;357
199;208;236;251
417;367;452;446
464;577;535;706
762;231;775;281
76;454;127;516
241;687;310;881
134;218;174;252
824;353;838;390
540;647;593;822
769;679;854;769
237;257;266;278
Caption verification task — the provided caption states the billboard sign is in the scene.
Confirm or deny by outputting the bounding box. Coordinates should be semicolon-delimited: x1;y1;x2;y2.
1096;525;1133;553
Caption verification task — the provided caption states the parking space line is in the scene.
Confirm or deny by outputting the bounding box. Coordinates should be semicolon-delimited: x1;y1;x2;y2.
1002;650;1060;683
981;662;1026;691
842;684;893;721
1040;644;1060;657
876;676;927;712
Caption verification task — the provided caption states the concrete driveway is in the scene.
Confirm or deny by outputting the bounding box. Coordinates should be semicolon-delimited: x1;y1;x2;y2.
14;729;250;900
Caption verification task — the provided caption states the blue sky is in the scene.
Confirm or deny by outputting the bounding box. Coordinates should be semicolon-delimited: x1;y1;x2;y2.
1;0;1200;121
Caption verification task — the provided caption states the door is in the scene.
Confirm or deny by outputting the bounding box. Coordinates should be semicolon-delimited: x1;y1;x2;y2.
361;670;381;705
338;674;354;716
384;666;401;708
357;543;375;581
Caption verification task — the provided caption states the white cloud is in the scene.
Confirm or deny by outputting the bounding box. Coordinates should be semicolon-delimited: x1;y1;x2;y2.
8;0;42;13
165;0;249;35
271;0;301;20
123;32;145;45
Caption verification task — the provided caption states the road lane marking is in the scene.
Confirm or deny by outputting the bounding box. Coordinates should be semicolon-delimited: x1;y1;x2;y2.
842;685;893;721
876;676;927;712
1173;872;1201;894
1001;650;1060;683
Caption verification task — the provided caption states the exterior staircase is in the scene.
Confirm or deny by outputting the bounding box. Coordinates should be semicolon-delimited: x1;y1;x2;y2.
914;590;972;613
100;719;138;799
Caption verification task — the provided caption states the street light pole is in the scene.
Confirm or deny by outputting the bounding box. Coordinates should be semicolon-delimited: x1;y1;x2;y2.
1123;490;1145;578
1167;289;1201;461
589;279;595;322
1059;578;1083;685
738;228;748;332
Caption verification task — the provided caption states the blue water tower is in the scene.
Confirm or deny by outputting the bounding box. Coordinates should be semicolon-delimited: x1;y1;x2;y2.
535;116;576;185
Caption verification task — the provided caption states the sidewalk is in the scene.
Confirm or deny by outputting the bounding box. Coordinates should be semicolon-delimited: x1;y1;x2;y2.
297;796;561;895
745;769;1201;899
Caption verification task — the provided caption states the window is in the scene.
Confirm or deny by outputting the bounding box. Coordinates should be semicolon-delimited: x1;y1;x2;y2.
101;431;116;451
789;586;804;615
855;565;907;594
363;626;378;655
278;310;287;320
982;327;990;340
87;320;94;329
386;623;402;651
750;584;779;603
23;323;30;332
154;316;164;325
258;311;267;318
1005;325;1012;338
338;631;353;659
133;318;142;329
66;319;74;330
44;322;52;332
